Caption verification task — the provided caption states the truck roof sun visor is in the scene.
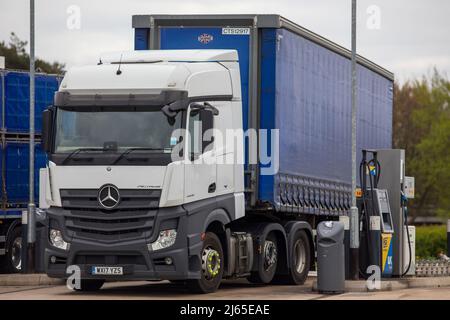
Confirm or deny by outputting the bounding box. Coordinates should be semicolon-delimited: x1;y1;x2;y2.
54;90;188;107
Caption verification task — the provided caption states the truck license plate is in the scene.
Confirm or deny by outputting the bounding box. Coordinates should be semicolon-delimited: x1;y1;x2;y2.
91;266;123;275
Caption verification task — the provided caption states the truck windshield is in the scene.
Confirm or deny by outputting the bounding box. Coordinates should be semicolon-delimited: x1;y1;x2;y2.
54;107;182;153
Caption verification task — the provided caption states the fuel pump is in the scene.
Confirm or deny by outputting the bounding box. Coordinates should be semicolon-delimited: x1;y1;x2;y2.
376;149;414;277
358;149;395;278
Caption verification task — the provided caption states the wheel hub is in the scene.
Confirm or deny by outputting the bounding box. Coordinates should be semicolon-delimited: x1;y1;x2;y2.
294;239;306;274
202;247;221;280
263;240;277;271
11;237;22;271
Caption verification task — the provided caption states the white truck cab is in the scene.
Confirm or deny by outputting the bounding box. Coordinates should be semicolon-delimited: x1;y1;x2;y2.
43;50;244;210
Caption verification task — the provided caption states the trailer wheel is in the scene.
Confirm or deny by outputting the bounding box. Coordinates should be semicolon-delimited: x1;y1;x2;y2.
6;227;22;273
248;233;278;284
187;232;224;294
74;279;105;291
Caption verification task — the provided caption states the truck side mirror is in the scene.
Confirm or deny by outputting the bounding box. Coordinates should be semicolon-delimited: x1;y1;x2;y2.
42;108;54;153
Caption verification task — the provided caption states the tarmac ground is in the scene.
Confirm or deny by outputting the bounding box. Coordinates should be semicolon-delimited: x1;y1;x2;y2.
0;276;449;300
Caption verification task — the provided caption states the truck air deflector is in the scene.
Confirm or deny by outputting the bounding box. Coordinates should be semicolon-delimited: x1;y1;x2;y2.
100;50;238;64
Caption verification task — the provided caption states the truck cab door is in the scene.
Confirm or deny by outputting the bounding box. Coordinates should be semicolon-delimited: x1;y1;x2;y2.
184;104;217;203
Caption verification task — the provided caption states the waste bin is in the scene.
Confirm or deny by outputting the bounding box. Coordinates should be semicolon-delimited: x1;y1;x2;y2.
317;221;345;293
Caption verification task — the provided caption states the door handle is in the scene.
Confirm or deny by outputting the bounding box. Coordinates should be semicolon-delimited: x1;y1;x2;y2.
208;183;216;193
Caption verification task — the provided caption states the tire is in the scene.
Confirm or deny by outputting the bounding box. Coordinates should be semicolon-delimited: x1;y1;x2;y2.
6;227;22;273
74;279;105;292
284;230;311;285
187;232;224;294
247;232;278;284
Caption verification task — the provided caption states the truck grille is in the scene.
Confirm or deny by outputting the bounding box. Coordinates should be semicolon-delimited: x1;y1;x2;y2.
60;189;161;210
60;189;161;242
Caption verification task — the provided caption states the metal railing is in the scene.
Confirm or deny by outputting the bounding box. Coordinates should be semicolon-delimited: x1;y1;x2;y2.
415;260;450;277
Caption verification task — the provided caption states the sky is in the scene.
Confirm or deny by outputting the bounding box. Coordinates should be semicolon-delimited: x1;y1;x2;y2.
0;0;449;83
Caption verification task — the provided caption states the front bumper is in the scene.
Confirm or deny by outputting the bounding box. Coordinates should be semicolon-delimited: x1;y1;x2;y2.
42;206;203;281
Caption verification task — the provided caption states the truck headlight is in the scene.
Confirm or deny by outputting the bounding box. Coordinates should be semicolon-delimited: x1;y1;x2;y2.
49;229;69;250
149;229;177;251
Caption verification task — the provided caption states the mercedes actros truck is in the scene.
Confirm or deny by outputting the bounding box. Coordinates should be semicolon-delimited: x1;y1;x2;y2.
39;14;394;293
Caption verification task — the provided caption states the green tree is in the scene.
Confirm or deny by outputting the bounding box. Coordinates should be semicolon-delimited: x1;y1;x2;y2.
394;70;450;218
0;32;65;74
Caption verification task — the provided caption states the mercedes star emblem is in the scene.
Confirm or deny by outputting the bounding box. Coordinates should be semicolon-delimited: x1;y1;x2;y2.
98;184;120;210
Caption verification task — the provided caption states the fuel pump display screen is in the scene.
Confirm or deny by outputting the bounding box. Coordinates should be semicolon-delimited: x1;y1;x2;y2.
364;189;395;233
382;212;393;232
376;189;394;233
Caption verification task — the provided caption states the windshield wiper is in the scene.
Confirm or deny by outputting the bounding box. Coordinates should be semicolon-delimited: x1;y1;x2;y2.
112;147;170;165
62;147;106;164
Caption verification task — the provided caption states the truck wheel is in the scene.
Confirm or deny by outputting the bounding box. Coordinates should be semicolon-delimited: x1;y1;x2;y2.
6;227;22;273
248;233;278;284
187;232;224;294
285;230;311;285
74;279;105;291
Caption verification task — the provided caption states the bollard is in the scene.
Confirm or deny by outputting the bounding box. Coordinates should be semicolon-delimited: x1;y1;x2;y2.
317;221;345;293
339;216;350;279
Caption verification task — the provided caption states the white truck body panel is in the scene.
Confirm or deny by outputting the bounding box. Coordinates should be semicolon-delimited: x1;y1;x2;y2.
39;168;50;209
159;161;185;207
46;162;166;207
183;63;233;98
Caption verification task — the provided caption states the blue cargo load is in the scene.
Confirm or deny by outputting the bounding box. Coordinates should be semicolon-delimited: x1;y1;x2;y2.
1;70;61;212
0;142;46;207
0;70;60;133
132;14;394;216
